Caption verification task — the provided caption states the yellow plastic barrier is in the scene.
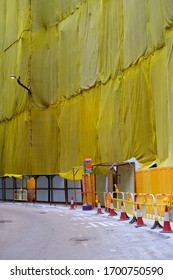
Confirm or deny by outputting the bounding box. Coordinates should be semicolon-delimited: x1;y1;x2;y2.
155;193;172;217
112;191;124;210
124;192;136;216
135;193;155;218
103;192;112;211
104;191;173;228
102;191;173;227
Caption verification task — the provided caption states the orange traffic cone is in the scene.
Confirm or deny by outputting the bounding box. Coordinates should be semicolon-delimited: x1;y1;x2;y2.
108;199;117;216
118;201;130;221
69;197;75;210
97;200;103;214
135;204;147;227
160;205;173;233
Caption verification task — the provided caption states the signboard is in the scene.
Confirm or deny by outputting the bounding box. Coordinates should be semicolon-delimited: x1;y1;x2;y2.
84;158;92;173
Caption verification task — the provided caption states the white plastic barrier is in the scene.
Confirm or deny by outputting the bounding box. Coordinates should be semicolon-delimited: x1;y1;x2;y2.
14;189;27;201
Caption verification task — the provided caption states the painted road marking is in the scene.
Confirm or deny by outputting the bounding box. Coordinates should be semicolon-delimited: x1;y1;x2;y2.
85;220;125;229
88;222;99;228
96;222;109;227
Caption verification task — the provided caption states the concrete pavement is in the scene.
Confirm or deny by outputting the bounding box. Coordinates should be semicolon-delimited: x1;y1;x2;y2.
0;202;173;260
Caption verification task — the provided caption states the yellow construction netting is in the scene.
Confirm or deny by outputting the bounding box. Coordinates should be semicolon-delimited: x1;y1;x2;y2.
59;166;84;181
0;0;173;175
4;173;23;179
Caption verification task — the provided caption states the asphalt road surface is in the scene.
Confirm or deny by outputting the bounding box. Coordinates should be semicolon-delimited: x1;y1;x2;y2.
0;202;173;260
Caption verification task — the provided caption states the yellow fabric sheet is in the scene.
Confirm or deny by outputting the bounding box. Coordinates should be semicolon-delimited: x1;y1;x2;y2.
0;0;173;175
4;174;23;179
59;166;84;181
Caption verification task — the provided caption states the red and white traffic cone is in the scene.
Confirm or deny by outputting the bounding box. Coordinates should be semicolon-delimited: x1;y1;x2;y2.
108;199;117;216
97;200;103;214
160;205;173;233
118;201;130;221
135;204;146;227
69;197;75;210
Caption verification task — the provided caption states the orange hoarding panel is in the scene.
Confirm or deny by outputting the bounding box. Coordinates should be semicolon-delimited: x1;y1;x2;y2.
136;166;173;195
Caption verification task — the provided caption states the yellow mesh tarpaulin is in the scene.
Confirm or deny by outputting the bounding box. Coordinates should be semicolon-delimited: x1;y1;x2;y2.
0;0;173;176
4;174;23;179
59;166;84;181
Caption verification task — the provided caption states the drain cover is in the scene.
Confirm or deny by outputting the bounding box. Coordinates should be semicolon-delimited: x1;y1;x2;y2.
75;238;88;242
0;220;12;223
70;237;89;244
38;211;47;214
